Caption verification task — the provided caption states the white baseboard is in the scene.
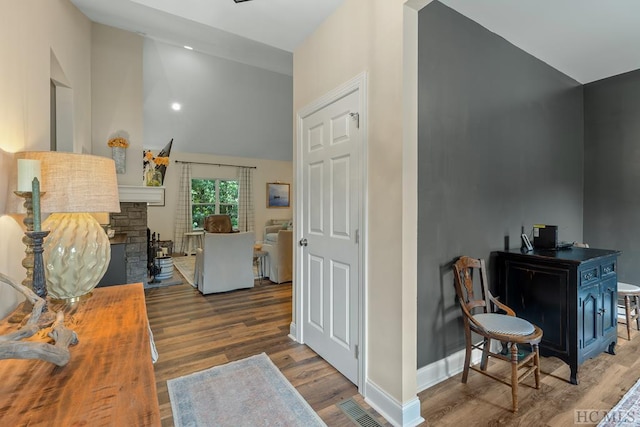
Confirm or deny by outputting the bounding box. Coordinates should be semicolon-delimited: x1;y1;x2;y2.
289;322;298;342
364;379;425;427
417;346;483;393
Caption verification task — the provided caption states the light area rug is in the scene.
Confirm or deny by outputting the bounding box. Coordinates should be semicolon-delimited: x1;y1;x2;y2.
173;256;196;287
168;353;326;427
144;275;183;289
597;377;640;426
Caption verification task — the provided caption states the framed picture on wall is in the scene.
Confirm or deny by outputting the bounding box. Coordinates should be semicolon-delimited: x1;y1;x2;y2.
267;182;290;208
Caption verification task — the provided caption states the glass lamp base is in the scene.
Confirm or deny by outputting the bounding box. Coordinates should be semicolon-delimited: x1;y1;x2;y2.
43;213;111;300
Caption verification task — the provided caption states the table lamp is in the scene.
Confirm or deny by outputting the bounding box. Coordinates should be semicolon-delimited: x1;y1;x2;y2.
15;152;121;301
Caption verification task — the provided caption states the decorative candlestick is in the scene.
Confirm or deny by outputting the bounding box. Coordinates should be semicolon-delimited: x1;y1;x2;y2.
13;191;35;290
13;190;46;292
14;158;43;294
25;230;50;300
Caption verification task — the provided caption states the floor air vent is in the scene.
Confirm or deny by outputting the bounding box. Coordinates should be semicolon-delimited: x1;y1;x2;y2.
336;398;385;427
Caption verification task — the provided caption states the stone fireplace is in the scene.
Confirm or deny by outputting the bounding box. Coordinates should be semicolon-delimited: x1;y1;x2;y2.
108;186;165;286
110;202;148;285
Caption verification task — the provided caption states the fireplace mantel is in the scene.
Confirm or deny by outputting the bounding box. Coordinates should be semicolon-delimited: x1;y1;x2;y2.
118;185;165;204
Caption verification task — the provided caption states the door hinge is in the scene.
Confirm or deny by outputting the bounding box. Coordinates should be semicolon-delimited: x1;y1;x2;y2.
355;344;359;359
350;112;360;129
355;229;359;244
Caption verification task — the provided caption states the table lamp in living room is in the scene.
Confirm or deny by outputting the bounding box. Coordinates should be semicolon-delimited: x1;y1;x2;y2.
15;151;121;301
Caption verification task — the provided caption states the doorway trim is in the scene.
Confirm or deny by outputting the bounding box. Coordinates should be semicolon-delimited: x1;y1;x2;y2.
292;71;368;392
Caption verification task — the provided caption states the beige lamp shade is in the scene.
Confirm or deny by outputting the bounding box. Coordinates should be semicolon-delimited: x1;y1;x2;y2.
13;151;120;213
11;151;121;301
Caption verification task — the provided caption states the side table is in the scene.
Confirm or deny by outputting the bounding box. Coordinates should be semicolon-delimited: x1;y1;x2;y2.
254;250;267;284
184;231;204;256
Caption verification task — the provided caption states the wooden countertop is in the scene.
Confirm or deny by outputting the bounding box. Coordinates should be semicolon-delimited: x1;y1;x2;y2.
0;283;160;426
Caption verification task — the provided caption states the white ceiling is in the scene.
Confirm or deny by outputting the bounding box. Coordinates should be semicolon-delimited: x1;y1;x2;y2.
71;0;640;82
71;0;346;76
439;0;640;83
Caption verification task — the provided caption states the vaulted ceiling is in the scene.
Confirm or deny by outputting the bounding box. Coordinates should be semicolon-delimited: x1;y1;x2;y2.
72;0;640;82
71;0;346;76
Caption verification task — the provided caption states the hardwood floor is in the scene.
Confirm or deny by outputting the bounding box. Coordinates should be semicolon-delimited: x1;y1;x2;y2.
419;326;640;426
145;281;390;427
146;279;640;427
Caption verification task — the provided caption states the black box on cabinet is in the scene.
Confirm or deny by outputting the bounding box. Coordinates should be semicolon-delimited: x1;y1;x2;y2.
533;224;558;249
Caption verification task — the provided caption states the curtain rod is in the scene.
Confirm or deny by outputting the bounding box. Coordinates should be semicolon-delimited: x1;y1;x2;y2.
174;160;256;169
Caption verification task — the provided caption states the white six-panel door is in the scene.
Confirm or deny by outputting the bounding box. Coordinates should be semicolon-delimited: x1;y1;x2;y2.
300;89;360;384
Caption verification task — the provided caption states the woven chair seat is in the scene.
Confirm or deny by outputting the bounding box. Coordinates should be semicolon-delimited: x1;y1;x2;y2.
618;282;640;295
473;313;535;336
617;282;640;341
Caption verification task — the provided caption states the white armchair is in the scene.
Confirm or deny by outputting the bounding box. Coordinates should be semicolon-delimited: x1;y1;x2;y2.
263;229;293;284
264;219;292;241
195;231;255;294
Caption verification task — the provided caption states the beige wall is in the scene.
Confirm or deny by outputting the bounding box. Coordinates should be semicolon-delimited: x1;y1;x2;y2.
147;151;293;245
0;0;92;316
90;23;144;186
294;0;417;406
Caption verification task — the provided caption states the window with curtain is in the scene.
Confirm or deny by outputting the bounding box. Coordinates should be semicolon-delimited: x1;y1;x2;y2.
191;178;239;229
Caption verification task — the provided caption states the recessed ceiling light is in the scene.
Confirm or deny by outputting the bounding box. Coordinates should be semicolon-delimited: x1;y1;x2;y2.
184;45;193;50
171;103;182;111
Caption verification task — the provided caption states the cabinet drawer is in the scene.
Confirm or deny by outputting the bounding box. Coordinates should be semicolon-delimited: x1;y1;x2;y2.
580;266;600;287
601;260;616;278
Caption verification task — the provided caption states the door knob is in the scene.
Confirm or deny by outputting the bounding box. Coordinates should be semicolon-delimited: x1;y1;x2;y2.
299;238;308;247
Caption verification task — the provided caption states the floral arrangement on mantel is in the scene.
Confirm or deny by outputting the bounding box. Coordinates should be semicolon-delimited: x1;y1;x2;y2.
145;151;169;166
143;150;169;186
143;140;173;186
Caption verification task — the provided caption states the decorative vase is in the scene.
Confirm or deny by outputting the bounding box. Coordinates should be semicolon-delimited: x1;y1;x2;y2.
154;256;174;280
112;147;126;174
145;166;162;186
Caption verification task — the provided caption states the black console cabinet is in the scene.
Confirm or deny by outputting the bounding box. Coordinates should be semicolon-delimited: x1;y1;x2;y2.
493;247;620;385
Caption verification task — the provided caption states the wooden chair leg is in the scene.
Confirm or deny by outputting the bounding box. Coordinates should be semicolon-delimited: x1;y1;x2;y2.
635;296;640;331
510;343;519;413
533;343;540;389
462;327;472;383
625;295;632;341
462;344;471;383
480;338;491;371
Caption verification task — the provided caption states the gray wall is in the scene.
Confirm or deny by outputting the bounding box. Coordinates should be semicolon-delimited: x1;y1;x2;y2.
584;70;640;282
144;39;293;161
417;2;584;367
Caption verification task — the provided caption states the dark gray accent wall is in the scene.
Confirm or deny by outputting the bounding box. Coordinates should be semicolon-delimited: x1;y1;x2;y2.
584;70;640;282
417;2;584;367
